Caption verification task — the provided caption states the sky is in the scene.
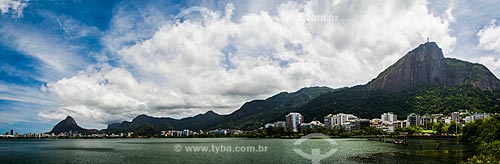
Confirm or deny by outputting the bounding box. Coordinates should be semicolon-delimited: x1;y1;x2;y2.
1;0;499;133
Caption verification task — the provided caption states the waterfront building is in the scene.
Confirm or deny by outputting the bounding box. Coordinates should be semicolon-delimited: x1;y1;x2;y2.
381;112;397;123
227;129;242;135
300;120;324;130
464;113;491;123
324;114;334;129
396;120;410;128
381;124;395;133
451;112;461;123
274;121;286;128
371;119;395;133
309;120;323;127
336;113;354;126
464;116;472;123
407;113;420;126
209;129;227;136
300;123;311;129
421;115;431;128
324;114;337;129
344;122;353;132
183;129;190;137
285;113;304;132
337;113;349;126
324;113;358;129
445;117;452;124
264;121;286;129
348;119;370;131
430;114;444;123
370;121;383;129
264;123;274;129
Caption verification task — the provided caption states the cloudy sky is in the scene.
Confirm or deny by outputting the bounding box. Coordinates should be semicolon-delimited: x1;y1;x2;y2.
1;0;499;133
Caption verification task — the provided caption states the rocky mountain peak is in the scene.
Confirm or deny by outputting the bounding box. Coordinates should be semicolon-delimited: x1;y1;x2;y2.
49;116;88;134
63;116;77;125
367;42;500;92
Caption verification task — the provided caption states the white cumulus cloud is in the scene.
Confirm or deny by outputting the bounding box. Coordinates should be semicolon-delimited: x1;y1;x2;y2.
472;20;500;78
477;19;500;53
470;55;500;78
0;0;28;18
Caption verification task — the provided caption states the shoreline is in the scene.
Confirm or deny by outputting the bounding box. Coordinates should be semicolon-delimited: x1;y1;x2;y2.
0;135;458;140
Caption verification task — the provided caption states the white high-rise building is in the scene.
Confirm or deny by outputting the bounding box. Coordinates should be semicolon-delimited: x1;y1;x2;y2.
396;120;410;128
324;113;358;129
464;113;490;123
337;113;348;125
324;114;337;129
337;113;356;126
407;113;420;126
264;121;286;129
346;114;358;121
286;113;304;132
451;112;460;123
381;112;397;123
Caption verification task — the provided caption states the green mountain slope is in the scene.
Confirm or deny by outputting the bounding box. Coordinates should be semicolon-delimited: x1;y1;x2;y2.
105;87;335;132
299;85;500;122
205;86;337;130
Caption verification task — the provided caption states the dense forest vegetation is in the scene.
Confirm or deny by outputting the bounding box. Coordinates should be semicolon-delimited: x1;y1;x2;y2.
460;115;500;163
415;85;500;114
300;85;500;122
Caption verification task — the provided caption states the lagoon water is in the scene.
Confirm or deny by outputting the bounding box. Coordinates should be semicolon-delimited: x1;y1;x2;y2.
0;138;470;164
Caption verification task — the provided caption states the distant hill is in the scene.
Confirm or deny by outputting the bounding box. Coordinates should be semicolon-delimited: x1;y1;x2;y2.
106;110;224;135
50;116;89;134
105;87;335;133
204;86;336;130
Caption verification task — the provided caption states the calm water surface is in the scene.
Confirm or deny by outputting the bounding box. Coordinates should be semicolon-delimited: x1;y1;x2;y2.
0;138;471;164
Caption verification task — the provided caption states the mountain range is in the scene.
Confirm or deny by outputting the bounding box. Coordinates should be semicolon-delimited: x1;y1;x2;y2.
50;42;500;134
106;110;223;132
105;86;334;135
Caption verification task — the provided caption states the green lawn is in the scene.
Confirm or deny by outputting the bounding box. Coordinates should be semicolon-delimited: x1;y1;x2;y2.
420;130;437;133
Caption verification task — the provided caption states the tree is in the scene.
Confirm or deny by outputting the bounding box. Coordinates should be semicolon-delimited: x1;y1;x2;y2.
432;122;445;134
461;141;500;164
446;121;462;135
460;115;500;163
402;126;423;135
